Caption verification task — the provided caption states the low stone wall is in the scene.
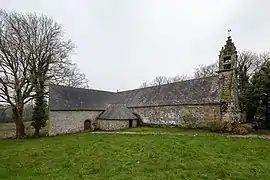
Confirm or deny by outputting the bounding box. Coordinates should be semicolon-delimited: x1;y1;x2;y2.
131;104;220;128
49;110;103;136
99;119;129;130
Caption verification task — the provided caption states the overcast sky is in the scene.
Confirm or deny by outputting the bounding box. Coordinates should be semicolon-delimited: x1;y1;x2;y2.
1;0;270;91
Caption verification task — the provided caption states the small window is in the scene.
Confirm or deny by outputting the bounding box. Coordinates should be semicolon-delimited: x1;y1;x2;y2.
224;56;231;62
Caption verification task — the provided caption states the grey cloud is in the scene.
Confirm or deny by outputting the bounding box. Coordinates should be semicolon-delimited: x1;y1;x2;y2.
0;0;269;91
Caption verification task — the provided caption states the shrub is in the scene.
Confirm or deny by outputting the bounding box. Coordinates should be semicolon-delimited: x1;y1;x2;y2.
232;123;254;135
208;121;228;132
223;121;234;132
240;123;254;133
233;126;249;135
181;109;198;129
208;120;254;135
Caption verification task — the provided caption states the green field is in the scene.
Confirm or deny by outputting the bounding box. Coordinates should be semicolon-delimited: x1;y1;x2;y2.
117;126;270;137
118;127;213;134
1;133;270;179
0;122;48;139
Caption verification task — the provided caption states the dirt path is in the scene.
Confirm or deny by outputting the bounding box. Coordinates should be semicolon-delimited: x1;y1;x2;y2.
91;131;270;140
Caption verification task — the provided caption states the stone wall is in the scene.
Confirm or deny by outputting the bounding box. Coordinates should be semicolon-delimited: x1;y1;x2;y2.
49;110;103;136
219;70;241;122
99;120;129;130
49;104;220;135
131;104;220;128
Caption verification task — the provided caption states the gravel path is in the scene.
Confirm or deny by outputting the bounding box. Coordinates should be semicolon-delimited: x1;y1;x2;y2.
91;131;270;140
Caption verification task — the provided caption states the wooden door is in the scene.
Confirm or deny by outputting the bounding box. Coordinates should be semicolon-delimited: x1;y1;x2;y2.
84;120;91;130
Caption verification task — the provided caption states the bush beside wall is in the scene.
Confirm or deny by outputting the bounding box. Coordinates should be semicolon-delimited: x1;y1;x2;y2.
181;109;199;129
208;121;254;135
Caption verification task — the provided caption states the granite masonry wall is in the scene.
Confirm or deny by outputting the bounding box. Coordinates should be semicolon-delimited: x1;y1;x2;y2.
219;70;241;122
49;110;103;136
131;104;220;128
49;104;220;136
99;120;133;130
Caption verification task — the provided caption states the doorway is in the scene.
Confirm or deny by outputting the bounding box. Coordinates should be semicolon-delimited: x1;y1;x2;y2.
129;120;133;128
84;120;91;130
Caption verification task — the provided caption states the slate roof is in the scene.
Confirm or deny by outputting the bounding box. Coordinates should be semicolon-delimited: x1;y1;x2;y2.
49;76;220;111
112;76;220;107
49;85;116;110
98;104;138;120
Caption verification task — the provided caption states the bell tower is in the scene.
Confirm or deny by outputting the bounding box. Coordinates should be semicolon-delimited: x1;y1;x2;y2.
217;34;241;122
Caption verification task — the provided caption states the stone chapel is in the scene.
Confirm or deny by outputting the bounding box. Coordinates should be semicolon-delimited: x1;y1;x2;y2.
48;36;241;136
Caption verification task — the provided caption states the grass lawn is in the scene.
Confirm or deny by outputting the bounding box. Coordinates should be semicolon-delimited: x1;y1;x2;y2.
118;127;212;134
0;122;33;139
1;133;270;179
118;126;270;136
0;122;48;139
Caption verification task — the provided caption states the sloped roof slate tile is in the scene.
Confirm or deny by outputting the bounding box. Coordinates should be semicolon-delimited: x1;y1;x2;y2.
49;76;220;110
98;104;138;120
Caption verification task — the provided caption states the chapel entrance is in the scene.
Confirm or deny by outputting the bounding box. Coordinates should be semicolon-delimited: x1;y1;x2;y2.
129;120;133;128
84;120;91;131
132;113;142;126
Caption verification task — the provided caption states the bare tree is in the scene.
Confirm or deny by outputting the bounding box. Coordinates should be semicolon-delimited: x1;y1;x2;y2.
236;50;270;91
20;12;78;136
167;74;191;83
237;50;260;94
0;10;89;137
26;13;89;136
258;51;270;70
193;50;267;81
64;66;89;88
51;62;89;88
140;82;149;88
140;74;191;88
194;61;218;78
150;76;168;86
237;50;260;77
0;10;35;137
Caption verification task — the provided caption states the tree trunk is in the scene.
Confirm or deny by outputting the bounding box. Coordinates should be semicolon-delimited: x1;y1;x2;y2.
34;128;40;137
13;106;25;138
15;120;25;138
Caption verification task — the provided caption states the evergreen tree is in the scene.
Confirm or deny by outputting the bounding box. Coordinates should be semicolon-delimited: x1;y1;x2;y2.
240;61;270;127
31;87;48;137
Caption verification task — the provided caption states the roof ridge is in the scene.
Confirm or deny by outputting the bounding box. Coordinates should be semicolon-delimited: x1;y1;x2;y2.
49;84;116;94
49;75;218;94
118;75;218;93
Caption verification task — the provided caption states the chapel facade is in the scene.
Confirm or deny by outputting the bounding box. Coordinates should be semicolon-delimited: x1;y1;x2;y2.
48;36;240;135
